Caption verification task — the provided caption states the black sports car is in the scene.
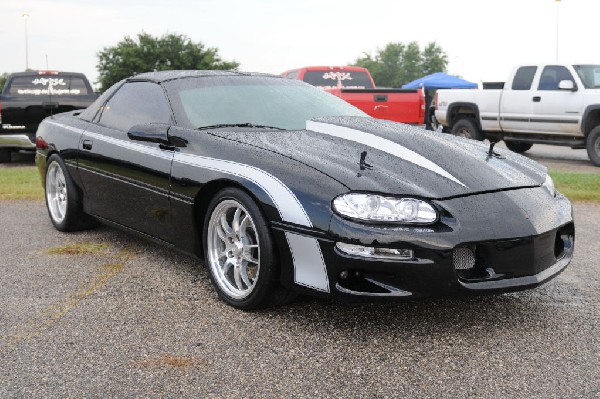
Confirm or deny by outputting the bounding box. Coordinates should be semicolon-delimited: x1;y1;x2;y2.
35;71;575;309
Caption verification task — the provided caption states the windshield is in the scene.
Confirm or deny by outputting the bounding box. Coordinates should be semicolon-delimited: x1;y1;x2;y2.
303;70;374;89
573;65;600;89
7;75;90;96
164;76;368;130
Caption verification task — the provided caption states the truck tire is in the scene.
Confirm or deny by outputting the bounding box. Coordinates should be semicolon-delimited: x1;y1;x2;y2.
451;118;483;141
0;149;11;163
587;126;600;166
505;141;533;153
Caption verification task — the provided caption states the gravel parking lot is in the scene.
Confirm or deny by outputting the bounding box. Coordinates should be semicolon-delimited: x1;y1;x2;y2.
0;199;598;398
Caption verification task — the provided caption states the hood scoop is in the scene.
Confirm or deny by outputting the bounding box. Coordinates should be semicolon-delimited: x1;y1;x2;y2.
359;151;373;171
487;141;505;160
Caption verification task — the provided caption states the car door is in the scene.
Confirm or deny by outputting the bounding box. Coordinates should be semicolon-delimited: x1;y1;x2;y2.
529;65;583;135
77;81;175;241
499;66;537;132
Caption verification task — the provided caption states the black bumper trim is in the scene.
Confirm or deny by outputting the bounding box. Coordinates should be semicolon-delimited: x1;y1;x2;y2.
459;244;572;290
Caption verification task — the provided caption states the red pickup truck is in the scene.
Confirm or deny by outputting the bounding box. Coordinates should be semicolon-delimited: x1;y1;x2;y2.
282;66;425;124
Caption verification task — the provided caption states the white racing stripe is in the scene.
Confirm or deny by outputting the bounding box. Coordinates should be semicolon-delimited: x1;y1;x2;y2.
45;120;87;135
175;152;330;292
306;120;467;187
176;152;312;227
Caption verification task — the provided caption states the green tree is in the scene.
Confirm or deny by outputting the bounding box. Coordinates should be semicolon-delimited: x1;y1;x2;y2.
0;73;9;92
353;41;448;87
96;32;239;91
421;42;448;76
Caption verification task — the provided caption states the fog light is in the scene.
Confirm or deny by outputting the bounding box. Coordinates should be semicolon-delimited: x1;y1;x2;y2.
335;242;414;260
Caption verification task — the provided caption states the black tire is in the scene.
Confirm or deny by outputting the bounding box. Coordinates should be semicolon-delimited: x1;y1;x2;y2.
505;141;533;153
45;154;97;232
203;187;295;310
0;148;11;163
451;118;483;141
587;126;600;167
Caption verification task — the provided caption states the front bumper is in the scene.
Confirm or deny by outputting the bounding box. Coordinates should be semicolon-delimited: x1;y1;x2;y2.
274;187;575;299
0;133;36;150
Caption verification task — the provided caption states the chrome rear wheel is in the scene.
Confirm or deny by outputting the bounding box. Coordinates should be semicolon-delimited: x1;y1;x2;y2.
46;161;68;224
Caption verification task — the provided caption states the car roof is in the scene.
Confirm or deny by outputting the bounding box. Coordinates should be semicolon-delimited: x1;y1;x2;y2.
129;70;281;83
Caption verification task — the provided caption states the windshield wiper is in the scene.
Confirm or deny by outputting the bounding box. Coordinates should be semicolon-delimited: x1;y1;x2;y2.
197;123;286;131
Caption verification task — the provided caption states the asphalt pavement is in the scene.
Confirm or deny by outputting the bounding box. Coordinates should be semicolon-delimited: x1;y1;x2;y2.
0;200;598;398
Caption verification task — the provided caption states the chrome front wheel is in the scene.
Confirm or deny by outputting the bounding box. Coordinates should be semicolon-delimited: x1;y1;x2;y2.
207;199;261;300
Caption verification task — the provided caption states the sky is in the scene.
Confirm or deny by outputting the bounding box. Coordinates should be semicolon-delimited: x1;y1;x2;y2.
1;0;597;90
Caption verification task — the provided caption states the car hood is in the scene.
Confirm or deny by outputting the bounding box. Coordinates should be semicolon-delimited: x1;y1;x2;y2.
210;116;547;199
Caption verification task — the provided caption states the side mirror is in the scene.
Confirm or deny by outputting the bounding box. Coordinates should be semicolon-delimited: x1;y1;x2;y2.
558;80;576;91
127;123;171;145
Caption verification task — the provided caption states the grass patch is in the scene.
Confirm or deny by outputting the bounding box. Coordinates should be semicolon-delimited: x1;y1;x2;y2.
48;242;109;255
0;166;43;200
550;171;600;203
0;165;598;205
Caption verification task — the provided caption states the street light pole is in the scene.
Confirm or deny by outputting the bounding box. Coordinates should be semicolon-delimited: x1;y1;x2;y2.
555;0;560;62
22;13;30;70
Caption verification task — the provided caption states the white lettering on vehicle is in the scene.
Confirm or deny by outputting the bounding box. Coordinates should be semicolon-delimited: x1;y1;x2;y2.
17;78;81;95
322;72;352;81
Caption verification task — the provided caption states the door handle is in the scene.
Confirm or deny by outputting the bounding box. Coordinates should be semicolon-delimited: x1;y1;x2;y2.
532;96;541;102
82;140;93;150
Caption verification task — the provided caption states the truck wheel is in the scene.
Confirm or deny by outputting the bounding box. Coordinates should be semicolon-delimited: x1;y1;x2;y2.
587;126;600;166
505;141;533;153
451;118;483;141
0;149;11;163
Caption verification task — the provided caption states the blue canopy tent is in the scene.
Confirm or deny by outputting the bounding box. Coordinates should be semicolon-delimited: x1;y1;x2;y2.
402;72;477;90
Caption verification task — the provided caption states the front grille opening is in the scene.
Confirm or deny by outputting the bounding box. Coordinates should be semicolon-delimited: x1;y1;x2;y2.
336;270;389;294
453;247;475;270
554;223;575;261
453;246;491;281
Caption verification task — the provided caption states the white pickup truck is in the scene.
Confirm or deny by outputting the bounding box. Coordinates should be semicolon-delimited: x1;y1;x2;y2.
434;63;600;166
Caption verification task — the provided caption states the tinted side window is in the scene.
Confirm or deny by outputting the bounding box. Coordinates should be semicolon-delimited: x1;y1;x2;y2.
79;81;123;122
538;65;575;91
511;66;537;90
98;82;171;131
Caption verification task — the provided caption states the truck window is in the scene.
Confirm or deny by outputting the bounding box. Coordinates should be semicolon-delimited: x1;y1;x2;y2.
538;65;574;91
7;75;90;96
511;66;537;90
573;64;600;89
303;71;374;90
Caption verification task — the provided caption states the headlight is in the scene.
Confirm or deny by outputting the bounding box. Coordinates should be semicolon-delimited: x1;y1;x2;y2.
542;175;556;197
332;193;438;224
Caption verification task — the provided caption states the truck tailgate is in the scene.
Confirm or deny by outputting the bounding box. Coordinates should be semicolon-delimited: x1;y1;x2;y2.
335;88;424;124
